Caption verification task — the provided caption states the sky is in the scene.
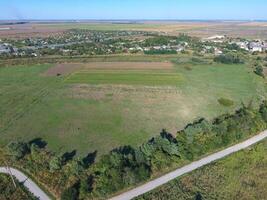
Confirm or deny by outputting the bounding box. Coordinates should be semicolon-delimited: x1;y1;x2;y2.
1;0;267;20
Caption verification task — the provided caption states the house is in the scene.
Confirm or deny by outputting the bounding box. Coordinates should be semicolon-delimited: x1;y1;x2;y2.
214;48;223;55
207;35;225;40
235;41;249;51
249;42;263;52
204;35;226;43
0;44;11;54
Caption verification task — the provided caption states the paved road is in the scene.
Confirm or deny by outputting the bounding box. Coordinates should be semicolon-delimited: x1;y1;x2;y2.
0;167;51;200
110;130;267;200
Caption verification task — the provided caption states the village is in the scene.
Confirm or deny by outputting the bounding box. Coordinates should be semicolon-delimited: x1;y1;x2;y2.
1;30;267;58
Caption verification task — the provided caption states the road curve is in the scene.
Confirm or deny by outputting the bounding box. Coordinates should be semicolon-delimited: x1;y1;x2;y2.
0;167;51;200
110;130;267;200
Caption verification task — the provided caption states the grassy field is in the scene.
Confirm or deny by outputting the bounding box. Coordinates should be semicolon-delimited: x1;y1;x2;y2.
66;71;183;85
136;139;267;200
0;61;266;156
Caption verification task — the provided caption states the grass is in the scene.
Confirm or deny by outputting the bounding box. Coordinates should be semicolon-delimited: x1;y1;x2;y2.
135;139;267;200
0;62;266;157
218;97;234;107
65;71;183;85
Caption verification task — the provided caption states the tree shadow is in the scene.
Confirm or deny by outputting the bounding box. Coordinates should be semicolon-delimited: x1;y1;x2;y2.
62;150;77;163
29;138;47;149
160;129;177;143
82;151;97;168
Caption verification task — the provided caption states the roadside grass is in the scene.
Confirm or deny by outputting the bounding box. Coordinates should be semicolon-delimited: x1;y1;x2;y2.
0;174;37;200
0;62;266;156
135;139;267;200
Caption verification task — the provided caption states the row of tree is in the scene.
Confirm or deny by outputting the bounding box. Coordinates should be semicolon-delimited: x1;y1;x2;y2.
214;52;244;64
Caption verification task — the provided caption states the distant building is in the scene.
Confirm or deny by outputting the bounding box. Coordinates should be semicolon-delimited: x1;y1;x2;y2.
235;41;249;51
214;48;223;55
249;42;263;52
0;44;11;54
206;35;225;40
204;35;226;43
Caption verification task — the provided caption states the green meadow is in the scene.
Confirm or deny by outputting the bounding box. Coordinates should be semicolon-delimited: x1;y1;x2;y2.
0;62;266;156
65;71;183;85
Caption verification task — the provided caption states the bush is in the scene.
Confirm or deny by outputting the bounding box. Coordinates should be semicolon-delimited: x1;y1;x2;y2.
254;65;265;78
144;49;177;55
49;154;64;172
218;98;234;107
61;187;78;200
214;53;244;64
7;141;30;160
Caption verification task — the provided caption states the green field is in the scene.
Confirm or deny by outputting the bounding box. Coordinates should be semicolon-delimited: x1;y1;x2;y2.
136;139;267;200
0;62;266;156
66;71;183;85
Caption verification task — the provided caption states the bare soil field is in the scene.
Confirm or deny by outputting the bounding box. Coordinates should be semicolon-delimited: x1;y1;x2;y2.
43;62;174;76
42;63;84;76
2;21;267;39
0;23;65;39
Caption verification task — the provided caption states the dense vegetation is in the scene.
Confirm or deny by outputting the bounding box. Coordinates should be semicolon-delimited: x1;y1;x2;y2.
135;139;267;200
0;174;37;200
144;49;177;55
214;52;244;64
2;101;267;199
254;64;265;78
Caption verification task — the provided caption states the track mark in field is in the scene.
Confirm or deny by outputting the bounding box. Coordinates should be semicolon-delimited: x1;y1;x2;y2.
43;62;174;77
0;87;50;133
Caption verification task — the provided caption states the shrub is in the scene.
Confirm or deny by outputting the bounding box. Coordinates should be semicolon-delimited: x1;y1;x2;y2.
7;141;30;160
144;49;177;55
61;187;78;200
254;65;265;78
49;154;64;172
214;53;244;64
218;98;234;107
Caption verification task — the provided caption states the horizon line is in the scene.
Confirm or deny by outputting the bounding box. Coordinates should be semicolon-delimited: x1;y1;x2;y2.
1;19;267;22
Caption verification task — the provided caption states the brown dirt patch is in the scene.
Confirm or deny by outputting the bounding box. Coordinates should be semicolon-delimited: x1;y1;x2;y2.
0;24;65;39
42;63;84;76
81;62;174;70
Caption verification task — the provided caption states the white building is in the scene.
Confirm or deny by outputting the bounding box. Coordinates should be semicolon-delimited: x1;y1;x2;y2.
249;42;263;52
0;44;11;54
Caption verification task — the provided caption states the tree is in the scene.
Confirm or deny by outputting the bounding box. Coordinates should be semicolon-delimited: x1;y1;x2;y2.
254;65;265;78
79;178;90;198
214;53;244;64
259;101;267;122
7;141;30;160
61;187;78;200
69;158;84;176
49;154;63;172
